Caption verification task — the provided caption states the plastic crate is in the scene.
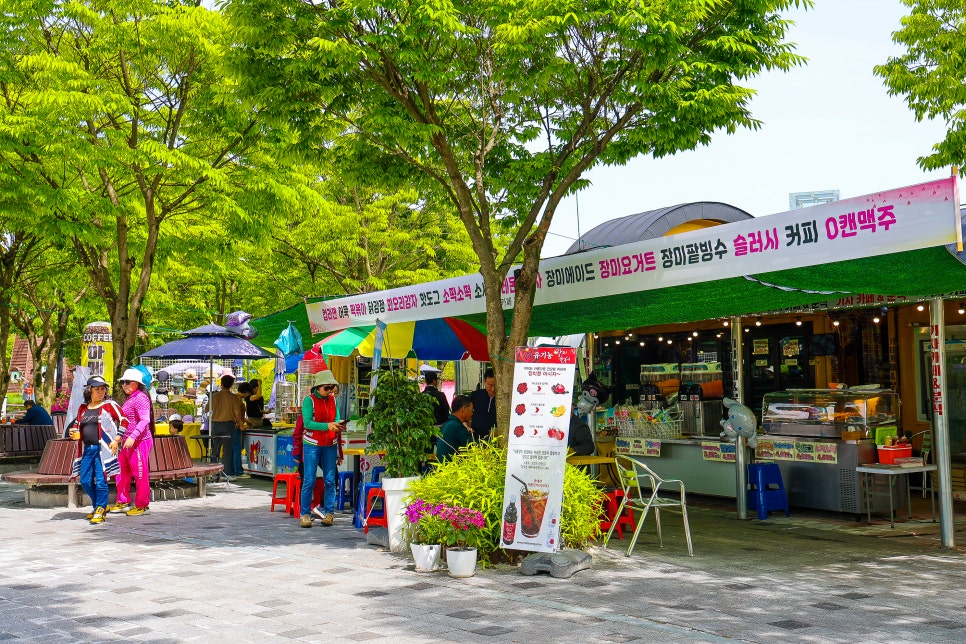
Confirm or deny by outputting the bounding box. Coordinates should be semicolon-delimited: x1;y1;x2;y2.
877;444;912;464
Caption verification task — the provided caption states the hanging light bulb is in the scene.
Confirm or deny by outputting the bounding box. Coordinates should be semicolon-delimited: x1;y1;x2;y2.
657;336;663;341
639;341;645;347
917;304;925;312
667;339;673;345
833;319;840;327
615;339;621;344
795;317;802;327
716;333;723;338
722;320;730;327
959;303;965;315
755;317;762;327
873;316;881;324
692;331;699;337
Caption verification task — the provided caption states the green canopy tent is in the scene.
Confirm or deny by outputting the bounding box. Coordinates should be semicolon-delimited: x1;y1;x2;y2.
251;245;966;343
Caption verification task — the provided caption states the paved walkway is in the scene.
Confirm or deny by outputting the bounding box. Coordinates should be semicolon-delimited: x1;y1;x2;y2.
2;478;966;643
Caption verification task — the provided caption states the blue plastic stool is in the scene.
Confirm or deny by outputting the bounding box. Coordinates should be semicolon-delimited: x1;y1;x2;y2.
370;466;386;484
747;463;789;520
335;471;354;511
354;480;383;528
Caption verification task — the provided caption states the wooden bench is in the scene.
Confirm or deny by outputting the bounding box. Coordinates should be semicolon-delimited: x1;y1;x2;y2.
0;424;58;458
2;435;223;507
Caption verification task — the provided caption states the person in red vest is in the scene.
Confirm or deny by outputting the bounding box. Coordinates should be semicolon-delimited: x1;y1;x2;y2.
299;371;345;528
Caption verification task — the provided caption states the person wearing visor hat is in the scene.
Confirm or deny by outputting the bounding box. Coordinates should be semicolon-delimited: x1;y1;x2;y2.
108;368;154;516
70;375;126;525
299;370;345;528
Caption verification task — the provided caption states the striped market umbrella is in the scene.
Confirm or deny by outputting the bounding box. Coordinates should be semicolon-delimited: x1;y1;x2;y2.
317;318;489;361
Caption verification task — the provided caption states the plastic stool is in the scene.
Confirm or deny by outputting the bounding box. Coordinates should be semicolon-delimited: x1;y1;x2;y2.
336;471;354;511
598;489;635;539
370;466;386;484
271;472;299;513
294;479;325;517
355;481;383;528
748;463;789;520
363;487;388;534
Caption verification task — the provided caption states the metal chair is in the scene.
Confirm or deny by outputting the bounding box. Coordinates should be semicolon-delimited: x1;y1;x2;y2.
603;455;693;557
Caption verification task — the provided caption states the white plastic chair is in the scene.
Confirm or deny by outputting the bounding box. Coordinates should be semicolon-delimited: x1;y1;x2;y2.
603;455;693;556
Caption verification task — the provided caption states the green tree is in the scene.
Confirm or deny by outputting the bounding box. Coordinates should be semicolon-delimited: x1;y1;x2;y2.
875;0;966;170
8;242;90;408
0;0;304;383
227;0;809;437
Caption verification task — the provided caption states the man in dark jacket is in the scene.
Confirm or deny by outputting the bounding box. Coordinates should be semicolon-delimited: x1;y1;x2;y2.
16;400;53;426
469;368;497;441
423;371;450;426
436;396;474;462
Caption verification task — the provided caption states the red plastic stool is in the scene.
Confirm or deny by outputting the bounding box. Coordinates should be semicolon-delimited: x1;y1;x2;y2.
271;472;299;513
599;489;635;539
293;479;325;517
363;488;388;534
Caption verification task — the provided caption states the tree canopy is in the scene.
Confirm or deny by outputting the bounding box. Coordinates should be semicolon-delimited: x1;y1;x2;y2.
226;0;810;436
875;0;966;170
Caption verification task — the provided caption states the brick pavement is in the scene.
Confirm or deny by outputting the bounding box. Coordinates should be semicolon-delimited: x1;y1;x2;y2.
2;478;966;643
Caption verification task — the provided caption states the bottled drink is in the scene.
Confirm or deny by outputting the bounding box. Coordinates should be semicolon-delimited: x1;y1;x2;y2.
502;496;518;546
545;508;559;550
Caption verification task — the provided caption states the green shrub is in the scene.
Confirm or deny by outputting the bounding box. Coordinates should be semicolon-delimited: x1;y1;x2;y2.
407;438;605;563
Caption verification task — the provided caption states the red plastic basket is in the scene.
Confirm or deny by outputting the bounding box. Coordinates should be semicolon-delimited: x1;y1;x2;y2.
877;445;912;465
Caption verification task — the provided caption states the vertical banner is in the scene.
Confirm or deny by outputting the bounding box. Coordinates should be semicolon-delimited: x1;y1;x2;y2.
501;346;577;553
81;322;113;383
368;319;387;408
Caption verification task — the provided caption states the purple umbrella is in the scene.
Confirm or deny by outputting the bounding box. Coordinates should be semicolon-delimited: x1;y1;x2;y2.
140;325;272;360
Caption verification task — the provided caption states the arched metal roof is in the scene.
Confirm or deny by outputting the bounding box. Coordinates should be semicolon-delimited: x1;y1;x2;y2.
565;202;753;254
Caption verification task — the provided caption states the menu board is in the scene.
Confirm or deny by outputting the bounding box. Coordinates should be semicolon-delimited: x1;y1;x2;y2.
501;346;576;553
754;439;838;464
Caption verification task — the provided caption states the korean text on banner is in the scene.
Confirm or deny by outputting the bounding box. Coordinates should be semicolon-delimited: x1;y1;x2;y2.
501;346;577;554
306;177;959;333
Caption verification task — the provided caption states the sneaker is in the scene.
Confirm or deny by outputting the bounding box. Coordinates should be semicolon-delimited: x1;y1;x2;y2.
300;515;313;528
107;503;131;514
126;506;149;516
86;511;94;520
89;507;107;524
311;506;326;521
321;513;334;527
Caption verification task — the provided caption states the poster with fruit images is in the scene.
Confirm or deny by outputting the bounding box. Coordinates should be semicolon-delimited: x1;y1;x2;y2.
501;346;577;553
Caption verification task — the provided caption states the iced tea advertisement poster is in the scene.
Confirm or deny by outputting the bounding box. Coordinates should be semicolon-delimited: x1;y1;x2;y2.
501;346;577;553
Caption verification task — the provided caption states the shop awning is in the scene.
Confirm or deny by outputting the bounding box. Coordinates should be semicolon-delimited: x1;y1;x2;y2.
458;245;966;336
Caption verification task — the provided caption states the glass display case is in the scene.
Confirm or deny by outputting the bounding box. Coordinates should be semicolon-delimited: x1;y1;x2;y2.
761;389;898;438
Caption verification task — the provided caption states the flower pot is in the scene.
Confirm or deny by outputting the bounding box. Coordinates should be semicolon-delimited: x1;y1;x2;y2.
445;546;478;578
382;475;420;553
410;543;442;572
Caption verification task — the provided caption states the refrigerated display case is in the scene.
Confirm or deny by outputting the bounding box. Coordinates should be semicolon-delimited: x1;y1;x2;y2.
759;389;898;513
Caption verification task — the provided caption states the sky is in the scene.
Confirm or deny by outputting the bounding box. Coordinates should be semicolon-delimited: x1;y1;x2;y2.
542;0;952;258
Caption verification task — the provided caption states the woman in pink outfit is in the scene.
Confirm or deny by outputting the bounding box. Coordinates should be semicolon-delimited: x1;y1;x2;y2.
109;367;154;516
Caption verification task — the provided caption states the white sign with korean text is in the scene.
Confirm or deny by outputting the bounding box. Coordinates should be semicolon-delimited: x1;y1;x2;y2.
307;177;960;332
501;347;577;553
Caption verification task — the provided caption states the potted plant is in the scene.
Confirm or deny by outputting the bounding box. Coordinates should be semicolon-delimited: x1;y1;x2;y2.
364;367;439;552
438;503;486;578
404;499;448;572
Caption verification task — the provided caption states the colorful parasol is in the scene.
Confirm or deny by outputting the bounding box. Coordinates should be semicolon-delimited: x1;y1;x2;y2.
317;318;489;361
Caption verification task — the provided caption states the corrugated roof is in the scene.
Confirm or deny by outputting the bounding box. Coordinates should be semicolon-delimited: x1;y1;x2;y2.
565;202;753;254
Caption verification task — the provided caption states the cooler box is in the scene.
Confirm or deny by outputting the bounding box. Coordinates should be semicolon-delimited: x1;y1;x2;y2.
877;444;912;464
